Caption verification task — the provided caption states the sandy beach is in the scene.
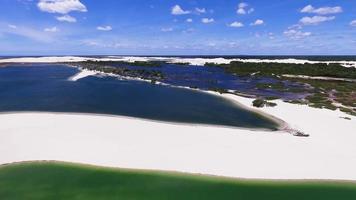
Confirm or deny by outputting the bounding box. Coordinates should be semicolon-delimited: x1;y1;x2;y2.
0;56;355;181
0;93;355;180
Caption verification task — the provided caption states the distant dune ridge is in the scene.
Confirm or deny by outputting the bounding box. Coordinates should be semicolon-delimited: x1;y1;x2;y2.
0;56;355;68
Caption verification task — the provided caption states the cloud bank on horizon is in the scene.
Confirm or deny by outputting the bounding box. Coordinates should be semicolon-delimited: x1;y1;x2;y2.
0;0;355;55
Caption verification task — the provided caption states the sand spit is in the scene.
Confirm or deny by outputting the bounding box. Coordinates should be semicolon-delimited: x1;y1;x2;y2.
68;69;98;81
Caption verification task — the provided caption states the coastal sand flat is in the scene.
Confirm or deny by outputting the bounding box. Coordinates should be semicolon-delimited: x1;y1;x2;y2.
0;95;355;180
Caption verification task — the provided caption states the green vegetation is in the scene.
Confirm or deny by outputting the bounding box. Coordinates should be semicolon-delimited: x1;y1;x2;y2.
206;61;356;116
252;99;277;108
1;162;356;200
129;61;166;67
172;62;191;66
72;61;164;81
287;78;356;116
206;61;356;79
252;99;265;108
209;87;229;94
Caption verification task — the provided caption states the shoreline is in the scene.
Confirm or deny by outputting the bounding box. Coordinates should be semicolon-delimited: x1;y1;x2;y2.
0;111;277;132
67;67;288;132
0;107;355;180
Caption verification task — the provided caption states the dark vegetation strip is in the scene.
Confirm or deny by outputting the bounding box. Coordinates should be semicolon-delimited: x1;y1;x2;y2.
205;61;356;79
69;61;165;83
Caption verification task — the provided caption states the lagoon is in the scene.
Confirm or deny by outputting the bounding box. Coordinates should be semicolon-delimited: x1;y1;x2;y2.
0;64;278;130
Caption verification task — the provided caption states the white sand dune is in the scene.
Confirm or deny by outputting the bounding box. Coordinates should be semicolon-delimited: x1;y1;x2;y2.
0;56;149;64
167;57;356;68
0;56;92;63
0;93;355;180
1;56;355;68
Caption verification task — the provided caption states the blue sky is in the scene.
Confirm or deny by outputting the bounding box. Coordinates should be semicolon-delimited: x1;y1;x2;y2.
0;0;355;55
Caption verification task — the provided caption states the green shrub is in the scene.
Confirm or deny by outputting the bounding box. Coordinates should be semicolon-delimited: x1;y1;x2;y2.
253;99;266;108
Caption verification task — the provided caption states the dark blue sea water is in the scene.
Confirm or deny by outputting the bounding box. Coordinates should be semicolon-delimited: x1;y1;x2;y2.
0;64;278;130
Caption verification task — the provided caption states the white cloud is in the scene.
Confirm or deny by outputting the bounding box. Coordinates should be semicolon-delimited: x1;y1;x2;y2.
8;24;17;29
3;25;54;42
229;21;244;28
300;5;314;13
284;29;311;40
97;26;112;31
237;2;253;15
299;16;335;25
229;42;239;48
288;24;302;30
182;28;194;34
268;32;275;39
82;40;124;48
350;20;356;27
37;0;87;14
171;5;190;15
56;14;77;22
44;26;59;32
186;18;193;23
195;8;206;14
202;18;214;24
237;8;246;15
238;3;248;8
301;5;342;15
251;19;264;26
161;27;173;32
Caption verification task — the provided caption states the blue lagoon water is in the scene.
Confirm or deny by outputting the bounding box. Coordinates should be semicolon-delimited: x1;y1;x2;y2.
0;64;278;130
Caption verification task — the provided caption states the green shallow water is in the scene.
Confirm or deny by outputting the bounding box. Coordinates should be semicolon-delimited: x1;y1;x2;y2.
0;162;355;200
